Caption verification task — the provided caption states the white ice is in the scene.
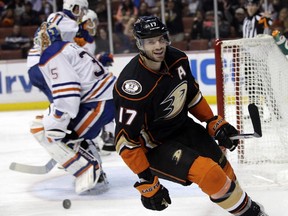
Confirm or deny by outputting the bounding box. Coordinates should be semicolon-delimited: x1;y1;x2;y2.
0;109;287;216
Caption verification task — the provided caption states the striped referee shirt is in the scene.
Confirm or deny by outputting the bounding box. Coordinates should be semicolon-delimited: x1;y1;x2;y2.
242;12;272;38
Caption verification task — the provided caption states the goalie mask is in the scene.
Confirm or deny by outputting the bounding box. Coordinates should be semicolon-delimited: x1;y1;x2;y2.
63;0;88;19
82;9;99;36
34;22;62;53
133;16;170;52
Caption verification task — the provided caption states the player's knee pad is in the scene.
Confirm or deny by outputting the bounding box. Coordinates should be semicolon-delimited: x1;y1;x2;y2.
187;156;228;195
210;181;250;215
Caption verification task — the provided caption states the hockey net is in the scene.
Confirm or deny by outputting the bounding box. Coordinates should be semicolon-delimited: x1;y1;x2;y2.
215;35;288;185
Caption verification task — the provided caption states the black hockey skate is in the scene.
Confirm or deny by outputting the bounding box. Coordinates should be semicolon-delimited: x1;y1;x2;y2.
101;130;116;152
241;201;269;216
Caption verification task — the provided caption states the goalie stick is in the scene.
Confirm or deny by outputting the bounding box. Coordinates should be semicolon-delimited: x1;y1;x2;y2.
9;158;57;174
230;103;262;140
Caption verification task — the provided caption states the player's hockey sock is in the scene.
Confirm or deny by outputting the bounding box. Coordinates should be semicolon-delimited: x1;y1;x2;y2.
210;181;256;215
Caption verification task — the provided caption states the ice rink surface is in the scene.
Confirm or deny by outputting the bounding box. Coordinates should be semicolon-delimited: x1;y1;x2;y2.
0;109;287;216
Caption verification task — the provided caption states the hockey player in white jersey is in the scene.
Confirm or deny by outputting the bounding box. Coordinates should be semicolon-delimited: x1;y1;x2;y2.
74;9;98;55
73;9;117;152
47;0;88;42
29;22;116;194
27;0;89;96
27;0;89;65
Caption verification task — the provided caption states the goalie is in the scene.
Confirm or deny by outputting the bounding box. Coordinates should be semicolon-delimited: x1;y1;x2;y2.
113;16;268;215
28;22;116;194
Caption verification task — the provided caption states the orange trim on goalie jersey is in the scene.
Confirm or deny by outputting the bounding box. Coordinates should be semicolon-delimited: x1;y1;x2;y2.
52;87;81;94
83;73;113;102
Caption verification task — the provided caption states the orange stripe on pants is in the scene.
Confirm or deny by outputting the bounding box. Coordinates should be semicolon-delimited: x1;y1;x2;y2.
76;101;102;136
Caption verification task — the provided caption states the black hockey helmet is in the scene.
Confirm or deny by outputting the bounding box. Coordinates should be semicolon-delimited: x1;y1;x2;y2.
133;16;169;40
133;16;170;53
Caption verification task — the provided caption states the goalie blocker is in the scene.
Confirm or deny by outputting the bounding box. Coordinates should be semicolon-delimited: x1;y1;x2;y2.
30;115;105;194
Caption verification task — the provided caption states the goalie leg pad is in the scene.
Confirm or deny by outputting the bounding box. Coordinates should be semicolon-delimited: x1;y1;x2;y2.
74;145;105;194
30;115;104;193
47;142;103;194
30;115;99;172
30;115;45;143
75;161;102;194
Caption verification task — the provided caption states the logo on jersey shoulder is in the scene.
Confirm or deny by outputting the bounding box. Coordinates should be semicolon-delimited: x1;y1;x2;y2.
172;149;182;165
122;80;142;95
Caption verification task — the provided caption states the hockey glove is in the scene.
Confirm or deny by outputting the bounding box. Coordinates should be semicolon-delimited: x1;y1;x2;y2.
42;105;71;142
207;115;239;151
134;176;171;211
96;52;114;67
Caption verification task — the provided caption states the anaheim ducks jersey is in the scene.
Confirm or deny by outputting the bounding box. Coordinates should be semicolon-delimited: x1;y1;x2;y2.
39;41;116;118
113;46;203;174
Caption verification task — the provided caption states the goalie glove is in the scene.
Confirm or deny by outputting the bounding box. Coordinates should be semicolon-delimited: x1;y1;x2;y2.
42;105;71;142
206;115;239;151
134;176;171;211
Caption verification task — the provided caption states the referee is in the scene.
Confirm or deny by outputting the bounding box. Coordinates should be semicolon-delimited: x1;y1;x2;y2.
242;0;281;121
242;0;272;38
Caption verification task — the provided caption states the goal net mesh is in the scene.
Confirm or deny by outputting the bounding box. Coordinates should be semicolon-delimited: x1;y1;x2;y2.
215;35;288;185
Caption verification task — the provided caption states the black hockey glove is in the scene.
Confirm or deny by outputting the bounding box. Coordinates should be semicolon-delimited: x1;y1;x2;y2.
207;115;239;151
134;176;171;211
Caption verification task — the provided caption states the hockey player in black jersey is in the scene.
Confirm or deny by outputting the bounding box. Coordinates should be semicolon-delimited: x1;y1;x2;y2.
113;16;268;216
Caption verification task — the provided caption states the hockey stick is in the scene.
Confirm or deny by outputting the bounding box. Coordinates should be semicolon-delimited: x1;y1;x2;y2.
9;158;57;174
230;103;262;140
